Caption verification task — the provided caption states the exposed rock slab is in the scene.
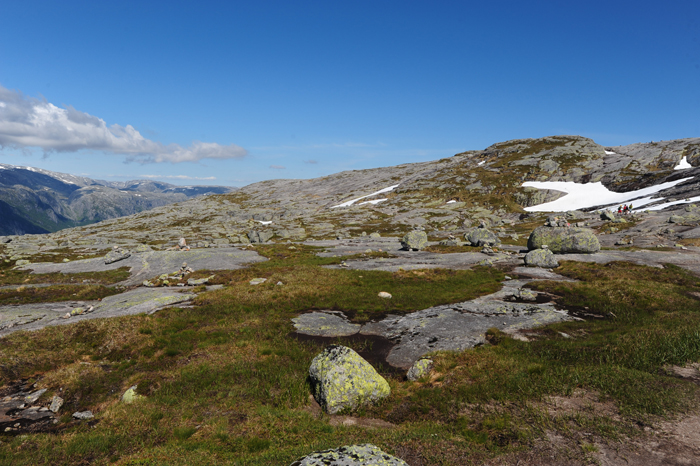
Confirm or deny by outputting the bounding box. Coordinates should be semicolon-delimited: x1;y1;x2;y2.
0;288;195;336
20;247;266;286
291;444;408;466
294;278;569;370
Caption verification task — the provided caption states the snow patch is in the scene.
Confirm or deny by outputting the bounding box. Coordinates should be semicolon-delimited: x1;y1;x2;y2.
604;150;616;155
256;220;273;225
446;200;457;204
640;195;700;211
331;184;399;208
674;156;692;170
358;198;387;206
477;160;486;166
522;178;693;212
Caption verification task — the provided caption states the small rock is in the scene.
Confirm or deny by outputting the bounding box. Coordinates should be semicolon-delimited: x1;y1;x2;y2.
407;358;433;381
15;259;30;266
249;278;267;285
187;275;215;286
62;258;70;262
25;389;47;403
378;291;392;299
49;396;64;413
524;248;559;268
276;281;284;286
121;385;144;403
72;411;94;420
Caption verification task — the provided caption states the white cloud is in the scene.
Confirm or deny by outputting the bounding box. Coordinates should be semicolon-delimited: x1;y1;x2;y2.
0;85;247;163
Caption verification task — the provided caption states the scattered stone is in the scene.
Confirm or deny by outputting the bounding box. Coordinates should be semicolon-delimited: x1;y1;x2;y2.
309;345;390;414
400;230;428;251
104;247;131;265
517;288;537;301
291;444;408;466
15;259;30;266
249;278;267;285
527;226;600;253
369;232;381;238
378;291;392;299
187;275;214;286
276;281;284;286
524;248;559;268
25;389;47;403
49;396;64;413
62;258;70;262
248;230;273;243
407;358;433;381
72;411;94;420
121;385;143;403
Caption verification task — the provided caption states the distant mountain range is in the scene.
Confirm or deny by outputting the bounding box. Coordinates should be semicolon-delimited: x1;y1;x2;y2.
0;164;236;235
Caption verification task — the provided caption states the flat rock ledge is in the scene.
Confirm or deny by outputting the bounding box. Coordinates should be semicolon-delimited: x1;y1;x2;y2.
0;288;195;336
292;278;570;369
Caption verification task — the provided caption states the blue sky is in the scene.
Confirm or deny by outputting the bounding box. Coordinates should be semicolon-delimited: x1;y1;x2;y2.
0;0;698;186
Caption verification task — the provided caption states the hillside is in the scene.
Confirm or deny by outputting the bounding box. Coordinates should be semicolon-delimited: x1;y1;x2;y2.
0;164;236;235
1;135;700;465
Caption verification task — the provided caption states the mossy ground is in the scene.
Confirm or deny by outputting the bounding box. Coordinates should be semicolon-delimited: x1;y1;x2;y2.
1;249;699;465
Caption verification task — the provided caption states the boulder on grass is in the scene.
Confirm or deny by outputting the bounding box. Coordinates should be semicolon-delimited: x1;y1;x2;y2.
291;444;408;466
309;345;390;414
524;248;559;268
527;226;600;253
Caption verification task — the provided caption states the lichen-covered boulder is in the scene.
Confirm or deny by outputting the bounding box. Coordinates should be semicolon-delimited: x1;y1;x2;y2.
248;230;273;243
291;444;408;466
309;345;390;414
407;357;433;381
527;226;600;253
466;226;499;247
400;230;427;251
524;248;559;268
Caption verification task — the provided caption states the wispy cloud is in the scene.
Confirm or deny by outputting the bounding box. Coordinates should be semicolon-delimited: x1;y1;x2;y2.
269;164;286;169
0;85;247;163
304;159;318;164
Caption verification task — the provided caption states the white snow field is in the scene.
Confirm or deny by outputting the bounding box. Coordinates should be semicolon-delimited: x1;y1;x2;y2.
522;178;692;212
674;157;692;170
331;184;399;208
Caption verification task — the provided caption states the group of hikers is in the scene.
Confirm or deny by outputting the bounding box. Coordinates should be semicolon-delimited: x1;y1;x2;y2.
617;204;633;214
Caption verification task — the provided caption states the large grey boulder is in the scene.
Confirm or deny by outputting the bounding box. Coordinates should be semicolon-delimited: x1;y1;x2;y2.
527;226;600;253
309;345;390;414
466;225;499;247
291;444;408;466
400;230;427;251
524;248;559;268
